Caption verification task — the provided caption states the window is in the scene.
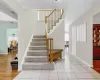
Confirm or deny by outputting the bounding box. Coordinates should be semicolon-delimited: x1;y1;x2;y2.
77;22;87;42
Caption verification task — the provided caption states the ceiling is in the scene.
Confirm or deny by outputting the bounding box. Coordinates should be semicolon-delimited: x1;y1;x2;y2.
65;0;94;25
17;0;67;9
2;0;100;24
65;0;100;24
92;0;100;7
0;0;17;22
0;11;17;22
17;0;95;25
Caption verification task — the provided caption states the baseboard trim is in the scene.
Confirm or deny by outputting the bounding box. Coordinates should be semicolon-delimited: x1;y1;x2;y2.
70;53;93;67
0;53;8;55
18;65;22;71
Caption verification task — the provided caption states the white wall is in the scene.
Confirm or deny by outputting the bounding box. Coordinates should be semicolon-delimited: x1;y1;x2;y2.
93;18;100;24
18;10;37;70
69;10;93;66
71;26;77;55
69;26;72;53
69;4;100;67
35;21;45;35
18;9;46;70
48;19;65;58
93;12;100;24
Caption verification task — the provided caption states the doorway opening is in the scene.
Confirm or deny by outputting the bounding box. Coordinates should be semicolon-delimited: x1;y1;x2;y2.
0;2;19;79
65;24;69;53
7;29;18;54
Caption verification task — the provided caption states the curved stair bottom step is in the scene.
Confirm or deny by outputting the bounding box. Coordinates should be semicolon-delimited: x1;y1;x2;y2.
22;63;54;70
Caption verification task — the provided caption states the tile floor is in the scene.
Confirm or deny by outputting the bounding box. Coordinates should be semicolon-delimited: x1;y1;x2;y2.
14;52;100;80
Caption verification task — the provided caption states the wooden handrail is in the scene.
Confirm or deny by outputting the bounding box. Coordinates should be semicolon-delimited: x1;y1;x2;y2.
37;9;60;11
37;9;64;63
37;9;53;11
45;9;56;24
47;9;56;17
60;9;64;19
45;9;64;63
38;9;64;63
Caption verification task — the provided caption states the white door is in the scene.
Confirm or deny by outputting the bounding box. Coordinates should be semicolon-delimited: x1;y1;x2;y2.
72;26;77;55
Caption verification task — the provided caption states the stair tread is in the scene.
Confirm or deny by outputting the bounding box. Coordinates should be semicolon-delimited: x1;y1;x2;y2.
31;40;46;42
31;41;46;42
33;36;46;38
32;41;46;42
23;62;51;65
31;42;46;44
28;50;47;52
26;56;47;58
33;38;46;40
29;46;46;47
34;35;46;36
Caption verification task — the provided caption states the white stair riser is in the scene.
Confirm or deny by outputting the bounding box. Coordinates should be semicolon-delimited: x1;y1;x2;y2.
29;47;47;50
25;57;48;62
27;52;47;56
22;64;54;70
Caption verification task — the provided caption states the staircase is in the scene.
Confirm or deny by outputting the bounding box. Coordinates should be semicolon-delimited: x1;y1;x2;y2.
22;9;64;70
22;35;54;70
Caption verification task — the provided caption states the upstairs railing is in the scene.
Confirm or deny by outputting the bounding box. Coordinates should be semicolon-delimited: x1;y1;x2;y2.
45;9;64;33
37;9;53;21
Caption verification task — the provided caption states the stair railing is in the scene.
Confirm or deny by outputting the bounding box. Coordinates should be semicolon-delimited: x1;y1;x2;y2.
44;9;64;63
45;9;64;33
46;38;53;63
37;9;64;63
37;9;54;21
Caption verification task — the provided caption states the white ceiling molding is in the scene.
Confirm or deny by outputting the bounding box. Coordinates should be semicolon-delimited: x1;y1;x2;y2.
0;0;17;19
0;11;17;22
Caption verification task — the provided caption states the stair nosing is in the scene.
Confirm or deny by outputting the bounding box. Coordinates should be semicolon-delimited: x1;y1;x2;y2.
25;56;48;58
23;62;51;65
28;50;47;52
